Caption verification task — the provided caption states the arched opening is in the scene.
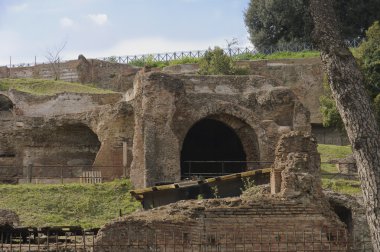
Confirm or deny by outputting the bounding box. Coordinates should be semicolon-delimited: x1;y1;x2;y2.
181;118;247;179
329;201;354;235
29;123;101;166
0;95;13;112
0;95;15;158
0;95;13;119
23;123;101;181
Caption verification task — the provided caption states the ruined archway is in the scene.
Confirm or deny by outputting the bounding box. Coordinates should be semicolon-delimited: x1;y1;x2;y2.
0;94;15;159
181;118;248;178
22;123;101;181
0;94;13;116
28;123;101;166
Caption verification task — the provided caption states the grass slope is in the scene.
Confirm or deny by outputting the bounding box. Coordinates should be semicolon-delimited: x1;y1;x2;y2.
0;180;140;228
0;78;115;96
0;144;361;229
234;50;320;60
127;51;320;68
317;144;361;195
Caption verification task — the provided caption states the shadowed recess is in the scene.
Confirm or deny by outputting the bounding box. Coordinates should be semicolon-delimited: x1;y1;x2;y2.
181;118;246;178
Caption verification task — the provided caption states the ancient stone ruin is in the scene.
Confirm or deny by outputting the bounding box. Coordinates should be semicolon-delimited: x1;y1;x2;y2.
93;132;352;251
0;57;311;187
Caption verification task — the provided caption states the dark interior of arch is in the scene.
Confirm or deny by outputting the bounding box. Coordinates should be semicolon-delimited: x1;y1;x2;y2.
0;95;13;111
181;118;246;178
33;123;101;167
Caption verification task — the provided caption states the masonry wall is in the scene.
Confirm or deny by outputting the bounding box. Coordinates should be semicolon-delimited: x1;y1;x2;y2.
129;71;311;188
95;198;347;251
0;56;140;92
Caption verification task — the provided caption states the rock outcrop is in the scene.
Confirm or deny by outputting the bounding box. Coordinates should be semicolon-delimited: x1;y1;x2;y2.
0;209;19;227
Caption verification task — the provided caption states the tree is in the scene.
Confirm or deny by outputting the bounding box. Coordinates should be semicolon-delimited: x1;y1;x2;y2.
244;0;312;51
355;21;380;96
245;0;380;52
309;0;380;249
45;41;67;80
320;21;380;128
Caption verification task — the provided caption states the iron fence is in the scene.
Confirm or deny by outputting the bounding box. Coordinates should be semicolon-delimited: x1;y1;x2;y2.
3;39;362;68
181;161;273;180
181;161;358;180
0;161;359;184
0;165;126;184
0;228;373;251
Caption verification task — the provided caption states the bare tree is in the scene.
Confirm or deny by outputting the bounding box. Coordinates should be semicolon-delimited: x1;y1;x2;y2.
45;41;67;80
309;0;380;249
225;37;239;56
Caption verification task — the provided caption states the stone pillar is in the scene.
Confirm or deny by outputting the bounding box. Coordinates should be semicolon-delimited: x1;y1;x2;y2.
271;131;323;199
270;168;282;194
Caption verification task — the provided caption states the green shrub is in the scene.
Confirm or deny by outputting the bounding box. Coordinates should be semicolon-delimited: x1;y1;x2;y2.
234;51;320;60
320;21;380;130
198;47;248;75
168;56;200;66
128;55;168;68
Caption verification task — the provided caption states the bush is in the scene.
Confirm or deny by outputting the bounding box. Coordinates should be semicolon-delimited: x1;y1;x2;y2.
319;75;345;131
168;56;200;66
319;21;380;131
354;21;380;97
128;55;168;68
198;47;249;75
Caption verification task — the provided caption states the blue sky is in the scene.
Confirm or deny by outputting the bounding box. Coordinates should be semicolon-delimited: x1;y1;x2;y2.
0;0;251;65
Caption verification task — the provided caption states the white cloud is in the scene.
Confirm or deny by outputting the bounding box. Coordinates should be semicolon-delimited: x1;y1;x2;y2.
8;3;28;12
60;17;74;28
87;14;108;26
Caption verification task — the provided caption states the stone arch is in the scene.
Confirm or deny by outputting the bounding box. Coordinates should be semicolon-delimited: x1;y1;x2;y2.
0;94;15;159
0;94;14;117
179;112;260;179
25;123;101;166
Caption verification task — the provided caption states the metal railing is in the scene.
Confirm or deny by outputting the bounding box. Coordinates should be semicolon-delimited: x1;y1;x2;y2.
181;160;273;179
0;165;125;184
0;161;359;184
3;39;362;68
0;228;373;251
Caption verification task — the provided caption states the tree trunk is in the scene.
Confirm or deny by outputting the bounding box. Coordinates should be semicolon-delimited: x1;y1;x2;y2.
309;0;380;249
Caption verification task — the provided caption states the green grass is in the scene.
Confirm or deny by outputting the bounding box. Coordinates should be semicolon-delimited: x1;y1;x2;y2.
317;144;361;195
318;144;352;173
126;50;319;68
0;179;140;229
0;78;115;96
128;56;200;68
233;50;320;61
321;178;362;195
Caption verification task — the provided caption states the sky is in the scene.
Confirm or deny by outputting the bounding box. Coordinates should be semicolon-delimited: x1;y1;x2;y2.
0;0;252;66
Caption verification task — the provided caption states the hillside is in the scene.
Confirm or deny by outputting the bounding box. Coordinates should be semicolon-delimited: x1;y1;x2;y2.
0;78;115;96
0;180;140;229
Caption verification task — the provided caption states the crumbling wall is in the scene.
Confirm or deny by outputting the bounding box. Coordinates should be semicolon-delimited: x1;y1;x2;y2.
325;190;370;247
0;93;17;183
0;90;134;183
95;131;346;251
270;131;323;199
0;56;140;92
130;70;310;187
76;55;140;92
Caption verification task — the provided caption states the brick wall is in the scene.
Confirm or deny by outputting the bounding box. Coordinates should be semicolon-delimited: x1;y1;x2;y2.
95;198;347;251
